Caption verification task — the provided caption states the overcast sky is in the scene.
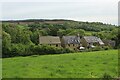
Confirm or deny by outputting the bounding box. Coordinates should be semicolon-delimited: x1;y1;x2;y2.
0;0;119;25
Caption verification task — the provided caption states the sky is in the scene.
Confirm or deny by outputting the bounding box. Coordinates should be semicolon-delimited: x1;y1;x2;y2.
0;0;119;25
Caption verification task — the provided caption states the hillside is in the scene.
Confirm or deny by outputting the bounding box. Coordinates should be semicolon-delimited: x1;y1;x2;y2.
3;19;117;32
2;19;119;57
3;50;118;78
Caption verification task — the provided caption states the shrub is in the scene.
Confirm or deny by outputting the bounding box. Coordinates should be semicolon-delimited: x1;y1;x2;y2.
92;46;103;51
33;45;74;55
2;31;12;57
3;43;77;57
63;48;75;53
80;46;104;52
10;43;35;56
103;46;111;50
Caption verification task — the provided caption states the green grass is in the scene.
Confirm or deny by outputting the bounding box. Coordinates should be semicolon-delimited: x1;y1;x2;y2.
2;50;118;78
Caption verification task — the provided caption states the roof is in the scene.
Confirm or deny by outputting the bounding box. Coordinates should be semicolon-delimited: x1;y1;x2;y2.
97;38;104;45
62;36;80;44
39;36;61;44
103;40;115;43
83;36;104;45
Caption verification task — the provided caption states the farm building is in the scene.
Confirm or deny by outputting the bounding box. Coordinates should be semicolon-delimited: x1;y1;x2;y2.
102;40;116;47
81;36;104;48
39;35;106;49
39;36;61;47
61;35;81;50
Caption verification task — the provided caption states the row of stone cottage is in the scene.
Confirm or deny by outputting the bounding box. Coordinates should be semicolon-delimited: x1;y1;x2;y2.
39;35;116;50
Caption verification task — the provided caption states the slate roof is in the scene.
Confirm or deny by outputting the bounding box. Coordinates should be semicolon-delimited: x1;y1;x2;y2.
62;36;80;44
39;36;61;44
84;36;104;45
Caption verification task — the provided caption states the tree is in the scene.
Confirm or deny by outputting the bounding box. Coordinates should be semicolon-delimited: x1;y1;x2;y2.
47;24;59;36
2;31;11;57
67;29;85;37
30;30;40;44
57;29;66;37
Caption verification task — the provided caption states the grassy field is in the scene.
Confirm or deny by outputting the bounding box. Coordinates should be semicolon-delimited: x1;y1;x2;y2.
2;50;118;78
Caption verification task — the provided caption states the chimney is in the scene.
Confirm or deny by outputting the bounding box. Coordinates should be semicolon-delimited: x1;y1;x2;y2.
77;33;83;39
76;33;80;37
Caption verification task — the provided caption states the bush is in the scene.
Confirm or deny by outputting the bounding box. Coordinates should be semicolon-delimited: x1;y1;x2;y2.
2;31;12;58
3;43;75;57
33;45;74;55
80;46;104;52
33;45;55;55
63;48;75;53
92;46;104;51
10;43;35;56
103;46;111;50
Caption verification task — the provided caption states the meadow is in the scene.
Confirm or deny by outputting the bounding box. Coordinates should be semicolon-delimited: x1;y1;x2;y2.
2;50;118;78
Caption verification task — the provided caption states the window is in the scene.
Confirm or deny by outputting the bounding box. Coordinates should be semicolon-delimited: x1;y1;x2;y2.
56;44;58;47
68;44;70;46
73;44;75;46
75;40;77;42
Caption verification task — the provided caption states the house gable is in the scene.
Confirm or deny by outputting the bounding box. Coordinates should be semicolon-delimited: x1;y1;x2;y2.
81;36;104;47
